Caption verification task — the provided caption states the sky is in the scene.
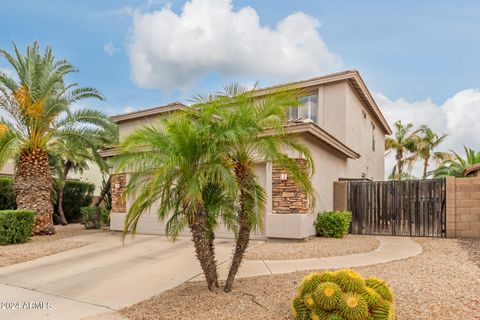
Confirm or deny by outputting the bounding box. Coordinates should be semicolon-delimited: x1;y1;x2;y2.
1;0;480;177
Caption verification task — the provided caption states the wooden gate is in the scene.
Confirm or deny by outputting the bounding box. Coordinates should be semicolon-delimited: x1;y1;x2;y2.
347;179;446;237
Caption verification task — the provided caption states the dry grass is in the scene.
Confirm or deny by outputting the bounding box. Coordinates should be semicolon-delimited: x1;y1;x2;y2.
244;235;379;260
121;238;480;320
0;223;101;267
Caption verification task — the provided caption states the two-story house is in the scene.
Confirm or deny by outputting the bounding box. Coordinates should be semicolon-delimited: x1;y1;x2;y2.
105;70;392;239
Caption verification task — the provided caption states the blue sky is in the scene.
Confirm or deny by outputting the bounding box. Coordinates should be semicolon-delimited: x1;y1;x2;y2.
1;0;479;111
1;0;480;177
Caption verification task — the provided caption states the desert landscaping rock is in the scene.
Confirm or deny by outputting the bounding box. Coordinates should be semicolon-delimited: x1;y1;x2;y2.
0;224;100;267
458;239;480;267
244;235;379;260
121;238;480;320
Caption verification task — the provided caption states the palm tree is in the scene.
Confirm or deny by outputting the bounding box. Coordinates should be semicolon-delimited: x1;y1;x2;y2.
432;147;480;178
193;85;317;293
51;126;116;225
113;108;238;292
385;121;419;180
416;125;449;178
0;42;107;235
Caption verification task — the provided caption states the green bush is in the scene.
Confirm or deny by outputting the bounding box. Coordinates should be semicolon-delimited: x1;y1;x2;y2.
292;269;395;320
0;177;16;210
81;207;102;229
315;211;352;238
58;181;95;223
0;210;35;245
101;209;110;226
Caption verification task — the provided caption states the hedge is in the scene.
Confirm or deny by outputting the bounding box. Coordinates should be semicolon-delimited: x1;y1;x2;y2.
58;181;95;222
0;178;95;223
0;210;35;245
315;210;352;238
0;177;16;210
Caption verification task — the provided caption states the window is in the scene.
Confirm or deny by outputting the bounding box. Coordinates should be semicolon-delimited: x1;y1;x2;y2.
371;122;376;151
287;94;318;123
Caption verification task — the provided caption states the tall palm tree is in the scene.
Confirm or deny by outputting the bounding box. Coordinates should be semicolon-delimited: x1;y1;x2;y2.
416;125;449;178
194;85;317;292
385;121;419;180
0;42;107;234
113;108;238;292
432;147;480;177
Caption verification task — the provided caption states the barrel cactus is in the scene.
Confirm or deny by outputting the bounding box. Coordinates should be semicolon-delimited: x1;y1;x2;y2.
292;269;395;320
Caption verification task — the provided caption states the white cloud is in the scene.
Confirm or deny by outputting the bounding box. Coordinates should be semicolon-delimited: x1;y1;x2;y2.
104;41;118;56
128;0;342;89
122;106;137;113
376;89;480;177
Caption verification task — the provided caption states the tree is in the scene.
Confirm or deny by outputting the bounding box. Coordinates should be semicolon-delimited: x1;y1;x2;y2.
50;127;116;225
432;147;480;178
113;109;238;292
416;125;449;178
193;85;316;292
0;42;107;234
385;121;419;180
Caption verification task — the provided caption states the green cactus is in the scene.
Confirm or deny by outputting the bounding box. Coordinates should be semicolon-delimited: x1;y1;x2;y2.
292;295;309;319
318;271;336;283
365;278;393;302
310;308;329;320
299;273;324;295
361;287;382;307
334;269;366;293
370;300;395;320
292;270;394;320
338;293;369;320
313;282;342;310
304;293;316;310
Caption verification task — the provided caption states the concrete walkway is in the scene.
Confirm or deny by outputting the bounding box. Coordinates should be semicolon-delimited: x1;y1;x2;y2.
0;233;422;320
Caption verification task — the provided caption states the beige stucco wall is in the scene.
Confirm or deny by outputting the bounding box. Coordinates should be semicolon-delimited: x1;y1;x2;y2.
118;117;161;141
345;84;386;181
0;159;15;176
317;82;347;142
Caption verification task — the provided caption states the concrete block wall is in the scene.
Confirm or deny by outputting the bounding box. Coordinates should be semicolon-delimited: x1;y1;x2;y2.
446;176;480;238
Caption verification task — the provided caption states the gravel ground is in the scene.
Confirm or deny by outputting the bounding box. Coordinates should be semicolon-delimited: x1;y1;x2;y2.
121;238;480;320
0;223;101;267
458;239;480;267
244;235;379;260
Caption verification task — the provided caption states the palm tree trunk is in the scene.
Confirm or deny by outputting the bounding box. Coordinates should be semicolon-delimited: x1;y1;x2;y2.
423;158;429;179
190;207;219;292
57;161;72;226
224;205;250;293
13;149;55;235
93;175;111;207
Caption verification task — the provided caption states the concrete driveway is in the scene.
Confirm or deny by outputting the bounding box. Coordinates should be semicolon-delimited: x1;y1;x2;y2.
0;232;237;320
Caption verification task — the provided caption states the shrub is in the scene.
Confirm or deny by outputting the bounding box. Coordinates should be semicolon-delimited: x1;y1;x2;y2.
292;269;395;320
81;207;102;229
58;181;95;222
101;209;110;226
0;177;16;210
0;210;35;245
315;211;352;238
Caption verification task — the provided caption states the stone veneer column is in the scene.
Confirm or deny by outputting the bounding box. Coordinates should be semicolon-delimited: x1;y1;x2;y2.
111;173;126;213
271;159;308;214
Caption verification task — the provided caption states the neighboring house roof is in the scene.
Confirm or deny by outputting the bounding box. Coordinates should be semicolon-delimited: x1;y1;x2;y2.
111;102;188;123
252;70;392;135
463;164;480;177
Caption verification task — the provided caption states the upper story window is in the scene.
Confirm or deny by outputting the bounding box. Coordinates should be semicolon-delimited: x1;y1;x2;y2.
287;94;318;123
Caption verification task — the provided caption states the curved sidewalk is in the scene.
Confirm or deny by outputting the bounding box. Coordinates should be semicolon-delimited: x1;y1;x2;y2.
204;236;423;280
